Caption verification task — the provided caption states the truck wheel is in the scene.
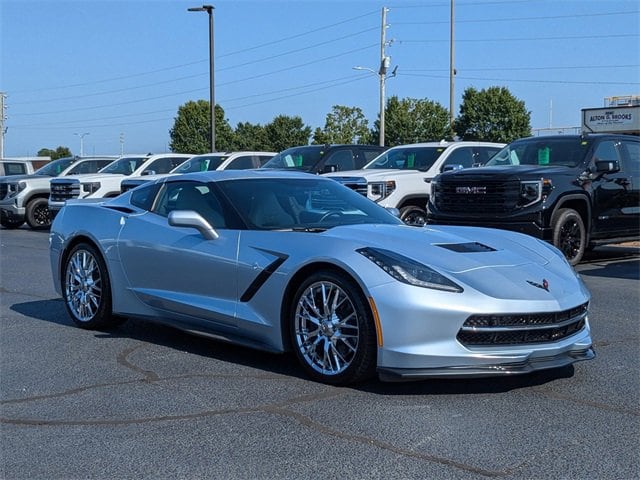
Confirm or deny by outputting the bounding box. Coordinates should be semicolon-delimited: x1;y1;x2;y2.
1;217;25;229
400;206;427;226
552;208;585;266
25;198;51;229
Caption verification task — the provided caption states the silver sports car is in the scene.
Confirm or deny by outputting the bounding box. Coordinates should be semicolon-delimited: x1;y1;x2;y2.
49;170;594;385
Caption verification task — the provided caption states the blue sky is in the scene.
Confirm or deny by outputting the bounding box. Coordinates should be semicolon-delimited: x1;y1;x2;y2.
1;0;638;157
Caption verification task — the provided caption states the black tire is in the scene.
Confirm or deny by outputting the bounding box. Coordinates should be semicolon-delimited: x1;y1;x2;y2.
400;205;427;226
25;197;51;229
552;208;586;266
289;270;377;385
62;243;123;330
1;217;25;229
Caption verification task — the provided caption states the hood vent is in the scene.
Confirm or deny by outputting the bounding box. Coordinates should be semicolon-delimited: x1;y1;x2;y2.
436;242;496;253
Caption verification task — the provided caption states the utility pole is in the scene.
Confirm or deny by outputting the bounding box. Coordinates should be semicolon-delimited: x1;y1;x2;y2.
119;132;125;155
449;0;455;134
0;92;7;158
379;6;389;147
74;132;89;157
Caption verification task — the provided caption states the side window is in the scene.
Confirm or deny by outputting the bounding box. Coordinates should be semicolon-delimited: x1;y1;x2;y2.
146;157;187;174
227;155;254;170
325;150;355;171
257;155;273;167
621;141;640;177
97;159;113;170
130;183;161;211
2;162;27;175
442;148;474;170
152;181;226;228
473;147;501;166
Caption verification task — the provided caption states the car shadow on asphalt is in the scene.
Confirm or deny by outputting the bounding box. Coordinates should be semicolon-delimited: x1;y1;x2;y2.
578;258;639;281
11;298;577;394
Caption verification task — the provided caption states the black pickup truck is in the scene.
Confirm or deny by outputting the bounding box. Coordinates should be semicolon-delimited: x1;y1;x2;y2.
427;134;640;264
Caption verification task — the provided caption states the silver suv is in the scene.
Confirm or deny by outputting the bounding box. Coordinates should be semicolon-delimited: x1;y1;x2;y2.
0;156;117;229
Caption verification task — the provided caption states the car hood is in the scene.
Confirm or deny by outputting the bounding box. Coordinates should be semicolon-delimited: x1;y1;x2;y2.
325;169;425;180
0;173;50;183
324;223;583;301
443;165;579;180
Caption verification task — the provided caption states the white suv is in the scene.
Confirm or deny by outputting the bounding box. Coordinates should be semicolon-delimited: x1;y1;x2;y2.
48;153;194;215
324;141;504;225
119;151;275;193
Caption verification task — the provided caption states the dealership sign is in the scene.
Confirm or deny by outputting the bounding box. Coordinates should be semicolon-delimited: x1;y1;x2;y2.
581;106;639;134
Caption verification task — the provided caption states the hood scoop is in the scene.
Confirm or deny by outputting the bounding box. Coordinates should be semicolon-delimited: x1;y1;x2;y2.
435;242;496;253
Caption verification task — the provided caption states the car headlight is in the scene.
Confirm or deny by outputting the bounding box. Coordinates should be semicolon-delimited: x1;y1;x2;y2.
369;180;396;201
358;247;463;292
519;179;552;207
7;181;26;198
82;182;101;194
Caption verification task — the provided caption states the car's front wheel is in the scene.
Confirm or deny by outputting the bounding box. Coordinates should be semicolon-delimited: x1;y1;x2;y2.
63;243;122;329
290;271;376;385
400;205;427;226
25;197;51;229
552;208;586;266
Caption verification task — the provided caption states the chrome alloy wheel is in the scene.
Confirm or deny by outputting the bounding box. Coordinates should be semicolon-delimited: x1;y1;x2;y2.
65;249;103;322
294;280;359;376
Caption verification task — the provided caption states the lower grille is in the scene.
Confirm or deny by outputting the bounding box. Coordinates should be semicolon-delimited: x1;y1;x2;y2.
457;303;588;346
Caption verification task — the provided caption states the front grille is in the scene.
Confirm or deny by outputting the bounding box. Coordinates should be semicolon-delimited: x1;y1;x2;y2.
50;180;80;202
330;176;368;196
457;302;588;346
434;175;521;214
0;184;7;200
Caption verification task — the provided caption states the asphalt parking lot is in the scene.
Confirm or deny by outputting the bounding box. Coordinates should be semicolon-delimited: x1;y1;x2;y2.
1;228;638;479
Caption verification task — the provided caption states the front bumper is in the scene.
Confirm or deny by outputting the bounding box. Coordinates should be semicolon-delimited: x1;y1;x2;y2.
0;200;26;221
427;216;553;242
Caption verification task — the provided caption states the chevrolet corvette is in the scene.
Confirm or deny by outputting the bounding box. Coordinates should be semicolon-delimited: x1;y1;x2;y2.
49;170;594;385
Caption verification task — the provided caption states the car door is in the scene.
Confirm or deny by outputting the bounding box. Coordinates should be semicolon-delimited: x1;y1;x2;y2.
117;180;240;332
618;139;640;235
591;139;632;235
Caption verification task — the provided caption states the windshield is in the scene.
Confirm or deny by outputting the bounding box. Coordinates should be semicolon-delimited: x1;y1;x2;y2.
34;157;77;176
364;146;445;171
100;156;148;175
217;177;402;231
173;155;226;173
261;146;324;172
486;137;591;168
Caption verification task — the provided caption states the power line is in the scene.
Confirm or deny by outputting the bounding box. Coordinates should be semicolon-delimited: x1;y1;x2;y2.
394;10;638;25
403;64;639;72
399;33;638;44
400;72;640;86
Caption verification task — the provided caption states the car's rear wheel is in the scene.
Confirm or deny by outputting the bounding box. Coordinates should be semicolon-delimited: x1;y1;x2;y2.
63;243;122;329
290;271;376;385
1;217;25;229
25;197;51;229
552;208;586;266
400;205;427;226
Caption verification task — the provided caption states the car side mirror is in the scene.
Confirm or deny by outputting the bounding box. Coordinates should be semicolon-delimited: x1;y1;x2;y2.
322;164;338;173
595;160;620;173
442;164;464;172
168;210;219;240
142;170;156;176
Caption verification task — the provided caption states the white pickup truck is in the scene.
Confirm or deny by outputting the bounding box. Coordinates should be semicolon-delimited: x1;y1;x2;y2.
48;153;193;216
324;141;504;225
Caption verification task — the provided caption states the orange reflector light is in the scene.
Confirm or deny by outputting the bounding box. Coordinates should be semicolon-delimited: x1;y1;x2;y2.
368;297;383;347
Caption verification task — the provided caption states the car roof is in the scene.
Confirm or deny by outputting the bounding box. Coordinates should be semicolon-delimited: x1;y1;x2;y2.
163;168;318;184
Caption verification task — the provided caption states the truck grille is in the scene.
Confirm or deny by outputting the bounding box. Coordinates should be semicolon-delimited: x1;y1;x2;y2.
329;176;368;196
0;184;7;200
434;175;521;214
50;180;80;202
457;303;588;346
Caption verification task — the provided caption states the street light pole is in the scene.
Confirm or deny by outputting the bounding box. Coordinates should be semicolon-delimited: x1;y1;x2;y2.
74;132;89;157
378;7;388;147
188;4;215;152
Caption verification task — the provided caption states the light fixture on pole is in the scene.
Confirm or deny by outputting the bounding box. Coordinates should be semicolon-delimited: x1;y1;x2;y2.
74;132;89;157
188;4;216;152
353;62;396;148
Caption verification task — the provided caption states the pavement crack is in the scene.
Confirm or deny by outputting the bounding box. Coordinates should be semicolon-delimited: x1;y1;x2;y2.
261;405;510;478
117;345;160;382
531;388;639;416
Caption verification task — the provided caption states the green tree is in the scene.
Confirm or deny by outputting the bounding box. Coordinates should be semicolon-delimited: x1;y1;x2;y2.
233;122;269;151
372;96;451;146
169;100;234;154
264;115;312;152
312;105;370;144
37;146;72;159
455;86;531;143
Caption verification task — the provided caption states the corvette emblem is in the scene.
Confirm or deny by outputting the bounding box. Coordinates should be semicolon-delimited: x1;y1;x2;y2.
527;279;549;292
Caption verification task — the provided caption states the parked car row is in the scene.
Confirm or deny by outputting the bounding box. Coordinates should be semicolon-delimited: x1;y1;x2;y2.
3;135;639;265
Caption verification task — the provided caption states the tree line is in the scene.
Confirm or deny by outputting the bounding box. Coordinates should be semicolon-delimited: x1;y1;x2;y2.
170;85;531;154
